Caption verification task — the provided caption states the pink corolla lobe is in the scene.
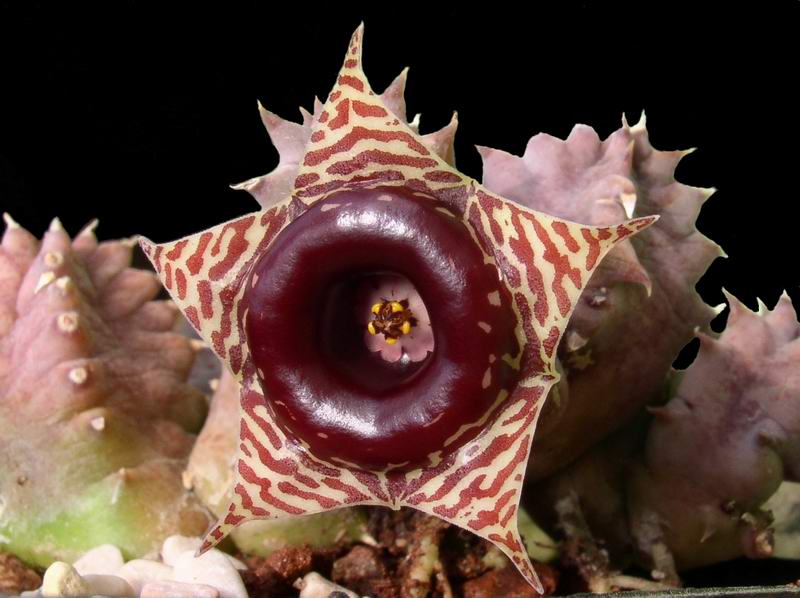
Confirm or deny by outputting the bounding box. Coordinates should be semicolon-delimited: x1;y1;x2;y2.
243;186;520;470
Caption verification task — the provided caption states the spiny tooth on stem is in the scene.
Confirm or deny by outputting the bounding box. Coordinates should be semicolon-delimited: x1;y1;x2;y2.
68;366;89;385
566;330;589;352
57;310;80;333
711;302;727;317
90;415;106;431
380;67;410;121
44;250;64;268
632;110;647;131
77;218;99;237
312;97;324;120
620;192;636;219
35;271;57;294
299;104;314;126
722;288;754;324
49;217;64;233
189;339;207;351
3;212;20;229
55;276;74;294
421;111;459;166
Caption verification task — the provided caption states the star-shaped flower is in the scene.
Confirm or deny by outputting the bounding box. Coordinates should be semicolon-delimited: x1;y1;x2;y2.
140;25;655;590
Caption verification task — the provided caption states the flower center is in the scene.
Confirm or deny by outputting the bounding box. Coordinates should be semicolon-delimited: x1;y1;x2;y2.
357;273;434;364
243;186;520;470
368;299;415;344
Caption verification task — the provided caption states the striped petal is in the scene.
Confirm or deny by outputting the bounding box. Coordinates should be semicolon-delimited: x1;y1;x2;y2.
141;24;655;591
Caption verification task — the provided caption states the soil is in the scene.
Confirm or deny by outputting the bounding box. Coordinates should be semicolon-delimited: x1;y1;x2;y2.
241;506;558;598
0;552;41;594
0;507;557;597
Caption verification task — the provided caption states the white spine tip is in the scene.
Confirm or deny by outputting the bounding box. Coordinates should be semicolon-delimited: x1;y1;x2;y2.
120;236;138;248
57;311;80;333
55;276;73;293
566;330;589;352
35;271;57;294
182;470;193;490
2;213;20;229
620;192;637;219
44;250;64;268
90;416;105;431
208;378;220;391
78;218;99;236
49;217;64;233
68;366;88;385
189;339;207;351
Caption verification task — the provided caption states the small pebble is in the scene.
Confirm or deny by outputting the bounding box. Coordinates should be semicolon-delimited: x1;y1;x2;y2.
173;549;247;598
83;574;135;597
161;534;249;570
225;554;248;571
73;544;125;576
41;561;90;597
161;535;201;566
141;579;220;597
117;559;173;595
295;572;359;598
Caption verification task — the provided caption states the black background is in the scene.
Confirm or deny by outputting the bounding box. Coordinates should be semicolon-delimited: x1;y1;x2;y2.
1;2;798;320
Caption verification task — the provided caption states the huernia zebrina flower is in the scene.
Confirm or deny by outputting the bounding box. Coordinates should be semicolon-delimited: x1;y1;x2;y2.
140;25;655;589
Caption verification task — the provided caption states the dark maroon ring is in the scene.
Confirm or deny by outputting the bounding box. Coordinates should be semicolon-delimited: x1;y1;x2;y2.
243;186;519;470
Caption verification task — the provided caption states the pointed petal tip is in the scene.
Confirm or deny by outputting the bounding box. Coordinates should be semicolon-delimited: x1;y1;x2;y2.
633;214;659;229
345;22;365;64
138;235;154;255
